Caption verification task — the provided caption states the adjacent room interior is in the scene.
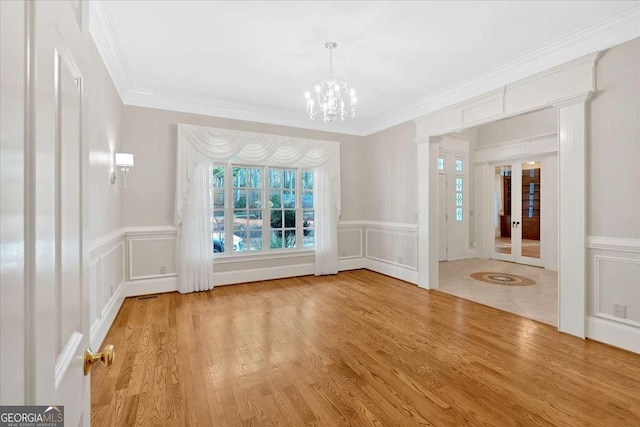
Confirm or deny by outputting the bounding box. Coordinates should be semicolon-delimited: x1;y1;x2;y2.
2;1;640;425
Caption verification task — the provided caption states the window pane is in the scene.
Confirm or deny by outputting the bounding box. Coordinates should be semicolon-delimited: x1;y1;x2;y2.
270;230;283;249
456;208;462;221
213;236;224;253
303;229;314;247
455;159;463;172
233;167;246;188
302;171;313;189
269;169;282;188
283;191;295;208
455;177;463;192
270;210;282;228
456;193;463;207
248;229;263;250
233;189;247;208
212;210;225;231
233;231;247;252
269;190;281;208
248;168;262;188
283;170;296;189
437;157;444;170
248;189;262;208
284;210;296;228
212;166;225;187
212;188;224;208
284;230;296;248
303;210;314;227
302;191;313;208
233;210;247;229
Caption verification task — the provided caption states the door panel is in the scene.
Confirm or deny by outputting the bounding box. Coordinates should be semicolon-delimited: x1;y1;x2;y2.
492;165;513;261
33;1;90;425
517;161;543;266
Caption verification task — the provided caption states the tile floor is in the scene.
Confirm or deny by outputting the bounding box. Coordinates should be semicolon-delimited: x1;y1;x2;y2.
438;258;558;326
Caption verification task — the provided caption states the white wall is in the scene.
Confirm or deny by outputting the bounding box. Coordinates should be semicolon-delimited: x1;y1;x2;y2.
586;38;640;331
87;38;124;241
86;36;126;349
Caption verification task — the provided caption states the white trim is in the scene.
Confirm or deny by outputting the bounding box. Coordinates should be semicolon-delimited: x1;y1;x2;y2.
214;263;315;286
90;3;640;136
587;236;640;254
364;259;419;285
587;316;640;354
126;276;178;297
54;331;83;391
339;220;418;232
214;249;315;264
338;257;365;271
90;281;125;350
88;0;130;100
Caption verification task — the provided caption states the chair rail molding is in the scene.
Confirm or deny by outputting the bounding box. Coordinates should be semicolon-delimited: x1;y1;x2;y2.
414;51;599;339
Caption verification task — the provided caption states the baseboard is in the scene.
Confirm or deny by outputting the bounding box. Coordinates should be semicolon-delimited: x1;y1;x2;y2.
364;258;419;285
126;276;178;297
90;281;125;349
587;316;640;354
338;257;366;271
214;263;315;286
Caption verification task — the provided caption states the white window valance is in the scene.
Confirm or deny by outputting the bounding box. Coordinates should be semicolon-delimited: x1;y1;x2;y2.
174;124;341;293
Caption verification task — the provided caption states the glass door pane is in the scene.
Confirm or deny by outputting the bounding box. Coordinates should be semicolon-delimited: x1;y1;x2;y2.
494;165;512;256
521;162;541;259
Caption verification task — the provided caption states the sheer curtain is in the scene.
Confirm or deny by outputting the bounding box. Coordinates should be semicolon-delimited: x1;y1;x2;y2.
175;124;341;293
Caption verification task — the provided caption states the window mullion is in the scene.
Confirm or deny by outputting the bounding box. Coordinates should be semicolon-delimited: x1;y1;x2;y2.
264;165;270;253
225;162;233;253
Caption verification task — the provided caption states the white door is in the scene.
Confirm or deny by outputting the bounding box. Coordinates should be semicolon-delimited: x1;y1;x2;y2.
0;1;106;425
438;174;448;261
490;161;544;267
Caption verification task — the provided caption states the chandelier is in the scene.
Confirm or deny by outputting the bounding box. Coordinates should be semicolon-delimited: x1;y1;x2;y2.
305;41;357;122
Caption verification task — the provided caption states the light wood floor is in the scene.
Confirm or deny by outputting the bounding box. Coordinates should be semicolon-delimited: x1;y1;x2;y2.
91;270;640;426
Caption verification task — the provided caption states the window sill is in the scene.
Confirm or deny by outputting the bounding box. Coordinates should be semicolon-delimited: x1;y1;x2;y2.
213;249;315;264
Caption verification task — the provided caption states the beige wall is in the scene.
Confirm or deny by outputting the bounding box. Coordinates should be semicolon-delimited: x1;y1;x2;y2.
363;121;417;224
588;37;640;239
475;107;557;146
87;38;124;241
121;106;365;226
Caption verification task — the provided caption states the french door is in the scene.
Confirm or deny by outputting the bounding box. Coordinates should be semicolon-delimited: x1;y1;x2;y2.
491;160;544;267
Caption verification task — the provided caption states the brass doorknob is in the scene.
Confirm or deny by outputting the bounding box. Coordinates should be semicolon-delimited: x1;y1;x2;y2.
84;344;114;375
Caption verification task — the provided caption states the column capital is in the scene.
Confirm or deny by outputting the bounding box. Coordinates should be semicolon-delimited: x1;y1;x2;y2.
552;91;594;109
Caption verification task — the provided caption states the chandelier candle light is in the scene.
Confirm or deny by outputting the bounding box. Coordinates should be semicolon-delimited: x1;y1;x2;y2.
305;41;357;122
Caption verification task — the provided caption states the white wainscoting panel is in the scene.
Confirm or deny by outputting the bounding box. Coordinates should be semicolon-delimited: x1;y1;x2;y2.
587;236;640;353
366;228;418;270
89;232;126;350
129;237;177;280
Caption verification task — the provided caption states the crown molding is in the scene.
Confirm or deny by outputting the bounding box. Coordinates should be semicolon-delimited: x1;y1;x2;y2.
89;0;131;100
90;2;639;137
363;4;640;135
124;90;368;136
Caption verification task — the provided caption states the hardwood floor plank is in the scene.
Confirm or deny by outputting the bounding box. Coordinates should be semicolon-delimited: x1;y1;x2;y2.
92;270;640;426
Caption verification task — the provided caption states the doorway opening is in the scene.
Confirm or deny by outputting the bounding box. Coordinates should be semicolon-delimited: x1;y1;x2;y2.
437;109;559;326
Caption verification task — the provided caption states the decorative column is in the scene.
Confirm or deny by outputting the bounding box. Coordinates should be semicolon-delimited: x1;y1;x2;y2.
415;136;440;289
554;93;591;338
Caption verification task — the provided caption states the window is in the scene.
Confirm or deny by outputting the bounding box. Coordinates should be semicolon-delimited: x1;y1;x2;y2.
210;165;314;254
455;158;463;172
455;177;463;221
437;157;444;170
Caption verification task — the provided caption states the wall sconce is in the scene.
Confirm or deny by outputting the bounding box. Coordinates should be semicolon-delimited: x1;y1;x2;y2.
111;152;134;186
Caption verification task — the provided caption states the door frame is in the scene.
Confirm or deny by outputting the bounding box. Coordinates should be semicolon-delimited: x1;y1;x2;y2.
415;52;597;338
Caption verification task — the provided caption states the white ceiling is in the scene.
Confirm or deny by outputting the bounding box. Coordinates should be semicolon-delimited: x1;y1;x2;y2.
92;1;640;135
